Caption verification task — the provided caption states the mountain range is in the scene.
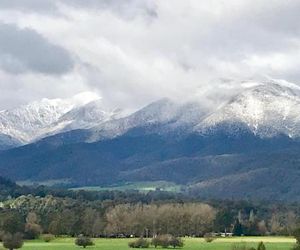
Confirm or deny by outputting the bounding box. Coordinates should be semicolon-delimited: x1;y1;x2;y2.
1;79;300;201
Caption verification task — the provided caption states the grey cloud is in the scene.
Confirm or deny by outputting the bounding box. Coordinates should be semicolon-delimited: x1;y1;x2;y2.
0;0;57;14
65;0;158;19
0;0;157;19
0;23;74;75
250;1;300;36
1;1;300;111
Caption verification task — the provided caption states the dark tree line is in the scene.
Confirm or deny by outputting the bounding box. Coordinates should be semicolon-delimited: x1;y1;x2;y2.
1;194;300;241
1;176;300;242
0;196;215;238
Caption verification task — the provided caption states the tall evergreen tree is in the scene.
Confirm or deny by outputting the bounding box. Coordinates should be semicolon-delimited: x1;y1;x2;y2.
232;219;243;236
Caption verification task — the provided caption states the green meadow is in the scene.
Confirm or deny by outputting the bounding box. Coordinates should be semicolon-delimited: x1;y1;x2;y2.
2;237;295;250
70;181;182;193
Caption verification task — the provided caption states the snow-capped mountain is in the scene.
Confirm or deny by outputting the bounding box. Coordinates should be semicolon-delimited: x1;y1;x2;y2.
67;79;300;143
196;80;300;138
0;98;74;142
39;99;125;138
88;98;208;142
2;78;300;149
0;92;110;143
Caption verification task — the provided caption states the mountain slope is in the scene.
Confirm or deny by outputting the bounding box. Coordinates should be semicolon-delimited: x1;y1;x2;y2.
187;165;300;201
88;98;208;142
0;133;21;150
0;128;297;187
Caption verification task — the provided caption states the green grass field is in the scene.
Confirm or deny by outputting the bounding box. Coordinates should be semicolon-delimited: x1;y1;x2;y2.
17;180;182;193
70;181;182;193
1;237;295;250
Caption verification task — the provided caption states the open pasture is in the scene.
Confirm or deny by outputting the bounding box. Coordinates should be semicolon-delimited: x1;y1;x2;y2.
2;236;295;250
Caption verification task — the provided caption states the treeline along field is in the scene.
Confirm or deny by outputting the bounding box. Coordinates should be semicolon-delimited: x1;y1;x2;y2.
1;176;300;250
1;196;216;238
1;192;300;238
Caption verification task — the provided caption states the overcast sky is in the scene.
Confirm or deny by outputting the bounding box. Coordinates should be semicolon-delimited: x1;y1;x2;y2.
0;0;300;110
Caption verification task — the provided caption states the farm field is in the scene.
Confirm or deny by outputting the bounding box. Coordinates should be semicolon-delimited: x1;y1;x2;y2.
70;181;182;193
2;236;295;250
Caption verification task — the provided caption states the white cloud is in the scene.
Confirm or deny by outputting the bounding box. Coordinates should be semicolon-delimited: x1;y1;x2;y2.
0;0;300;110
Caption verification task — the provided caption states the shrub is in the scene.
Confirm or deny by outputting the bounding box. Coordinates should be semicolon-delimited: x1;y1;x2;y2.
151;235;183;248
158;235;171;248
128;238;150;248
152;234;171;248
75;235;94;248
292;244;300;250
169;237;183;248
24;223;42;239
2;233;23;250
293;228;300;250
294;229;300;244
257;242;266;250
204;233;215;243
151;237;160;248
41;234;55;243
231;243;261;250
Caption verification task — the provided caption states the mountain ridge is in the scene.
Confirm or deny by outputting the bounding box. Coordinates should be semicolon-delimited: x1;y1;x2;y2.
2;79;300;147
1;79;300;201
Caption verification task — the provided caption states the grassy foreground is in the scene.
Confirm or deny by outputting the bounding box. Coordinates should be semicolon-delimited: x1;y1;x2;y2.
1;237;296;250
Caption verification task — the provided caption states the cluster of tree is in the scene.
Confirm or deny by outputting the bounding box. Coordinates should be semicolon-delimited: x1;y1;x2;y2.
211;198;300;236
0;211;25;250
1;193;300;240
129;235;183;249
0;199;215;239
105;203;215;237
231;209;298;236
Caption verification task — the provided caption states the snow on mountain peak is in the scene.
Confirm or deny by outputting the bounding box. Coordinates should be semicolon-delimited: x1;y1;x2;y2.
88;98;208;142
2;78;300;148
196;79;300;138
39;99;126;138
0;91;105;143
